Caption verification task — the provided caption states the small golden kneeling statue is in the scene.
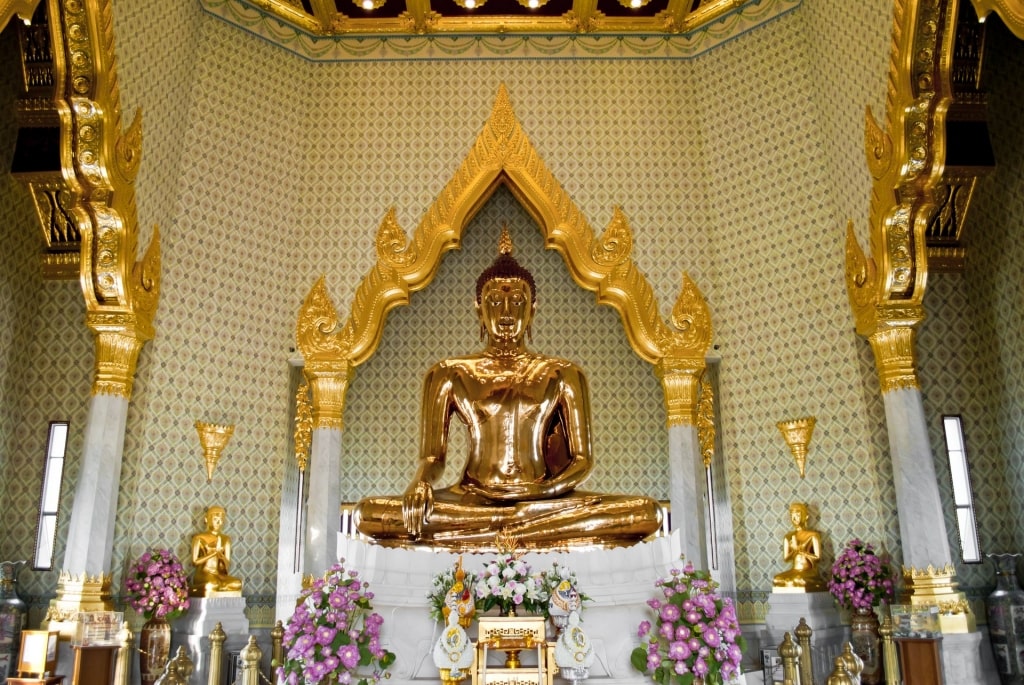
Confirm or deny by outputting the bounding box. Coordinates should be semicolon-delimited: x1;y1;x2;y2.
772;502;826;592
189;505;243;597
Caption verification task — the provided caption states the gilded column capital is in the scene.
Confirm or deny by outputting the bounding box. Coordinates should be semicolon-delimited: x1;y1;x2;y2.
304;362;355;431
868;323;922;393
87;319;149;398
655;358;704;427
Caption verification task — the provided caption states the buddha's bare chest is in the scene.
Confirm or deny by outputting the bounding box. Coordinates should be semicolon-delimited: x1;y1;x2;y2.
450;359;561;422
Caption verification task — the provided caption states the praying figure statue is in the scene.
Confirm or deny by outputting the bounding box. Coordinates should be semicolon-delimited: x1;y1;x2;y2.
354;226;663;550
772;502;826;592
189;505;243;597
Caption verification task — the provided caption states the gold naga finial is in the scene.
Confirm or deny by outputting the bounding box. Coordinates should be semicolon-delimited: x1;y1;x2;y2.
498;223;513;256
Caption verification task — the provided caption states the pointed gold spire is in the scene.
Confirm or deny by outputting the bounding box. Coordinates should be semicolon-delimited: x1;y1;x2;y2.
777;417;815;478
195;421;235;483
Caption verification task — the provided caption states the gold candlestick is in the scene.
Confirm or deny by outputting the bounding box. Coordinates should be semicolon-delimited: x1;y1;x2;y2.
195;421;234;483
777;417;815;479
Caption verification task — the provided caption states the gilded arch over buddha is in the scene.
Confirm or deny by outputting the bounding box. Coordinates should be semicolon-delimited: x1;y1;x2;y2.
295;84;712;429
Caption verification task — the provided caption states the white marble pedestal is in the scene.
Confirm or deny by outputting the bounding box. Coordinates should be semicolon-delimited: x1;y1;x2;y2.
172;596;249;685
318;533;685;685
762;592;845;685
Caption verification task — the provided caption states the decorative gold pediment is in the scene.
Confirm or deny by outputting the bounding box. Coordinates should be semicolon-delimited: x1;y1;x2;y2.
296;85;711;378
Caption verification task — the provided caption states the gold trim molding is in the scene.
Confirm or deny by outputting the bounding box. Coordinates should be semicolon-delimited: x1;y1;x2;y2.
43;0;161;398
296;85;712;426
972;0;1024;38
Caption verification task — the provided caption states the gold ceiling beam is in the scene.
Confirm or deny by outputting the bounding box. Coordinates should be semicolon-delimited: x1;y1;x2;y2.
252;0;767;35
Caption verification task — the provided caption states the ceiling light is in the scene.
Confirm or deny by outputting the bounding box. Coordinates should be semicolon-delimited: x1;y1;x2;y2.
454;0;488;9
513;0;550;8
356;0;386;9
619;0;651;8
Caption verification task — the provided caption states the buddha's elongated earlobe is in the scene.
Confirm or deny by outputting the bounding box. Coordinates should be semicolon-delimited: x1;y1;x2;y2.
480;322;486;342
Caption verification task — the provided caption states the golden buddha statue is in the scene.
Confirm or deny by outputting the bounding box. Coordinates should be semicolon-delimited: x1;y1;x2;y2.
772;502;826;592
354;228;663;550
189;505;243;597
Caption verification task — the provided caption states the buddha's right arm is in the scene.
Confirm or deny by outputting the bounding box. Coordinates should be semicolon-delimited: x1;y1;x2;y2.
414;366;456;487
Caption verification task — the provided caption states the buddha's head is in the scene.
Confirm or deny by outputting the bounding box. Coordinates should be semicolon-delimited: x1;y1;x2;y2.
789;502;809;528
206;505;226;532
475;227;536;344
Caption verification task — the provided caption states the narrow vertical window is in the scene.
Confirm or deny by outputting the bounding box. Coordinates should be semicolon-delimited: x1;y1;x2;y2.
942;415;981;563
33;421;69;570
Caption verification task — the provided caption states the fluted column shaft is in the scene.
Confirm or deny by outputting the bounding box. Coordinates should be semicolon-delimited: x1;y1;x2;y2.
869;327;952;568
657;360;707;568
303;365;352;575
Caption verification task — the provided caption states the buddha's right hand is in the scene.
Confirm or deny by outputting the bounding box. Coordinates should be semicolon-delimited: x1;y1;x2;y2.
402;481;434;538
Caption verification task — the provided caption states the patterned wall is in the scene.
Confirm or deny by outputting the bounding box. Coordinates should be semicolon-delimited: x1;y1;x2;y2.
688;6;898;590
4;0;1021;613
0;25;93;602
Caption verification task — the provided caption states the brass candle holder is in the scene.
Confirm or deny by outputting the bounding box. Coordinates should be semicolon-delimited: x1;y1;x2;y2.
777;417;816;479
195;421;234;483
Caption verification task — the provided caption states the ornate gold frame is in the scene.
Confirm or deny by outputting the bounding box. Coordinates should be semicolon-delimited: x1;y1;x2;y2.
845;0;966;392
296;84;712;428
9;0;161;399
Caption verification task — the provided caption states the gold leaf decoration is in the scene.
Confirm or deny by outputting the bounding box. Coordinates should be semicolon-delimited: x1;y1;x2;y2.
591;206;633;267
296;276;352;362
696;372;715;469
863;105;892;181
668;272;712;354
294;381;313;472
844;221;878;337
375;207;417;269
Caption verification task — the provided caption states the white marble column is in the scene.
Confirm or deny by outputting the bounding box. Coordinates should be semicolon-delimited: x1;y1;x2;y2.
304;427;342;575
882;388;952;568
62;394;129;575
667;423;707;569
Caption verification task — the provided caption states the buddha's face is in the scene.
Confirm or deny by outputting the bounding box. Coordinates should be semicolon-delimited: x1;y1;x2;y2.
206;508;225;532
477;277;534;343
789;506;807;528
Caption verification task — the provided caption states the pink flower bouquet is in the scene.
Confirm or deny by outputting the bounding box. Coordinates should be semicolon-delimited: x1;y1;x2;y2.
276;561;396;685
124;548;191;621
828;539;896;610
632;559;745;685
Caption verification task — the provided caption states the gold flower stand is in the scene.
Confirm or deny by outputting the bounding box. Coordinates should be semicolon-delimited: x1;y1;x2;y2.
472;616;555;685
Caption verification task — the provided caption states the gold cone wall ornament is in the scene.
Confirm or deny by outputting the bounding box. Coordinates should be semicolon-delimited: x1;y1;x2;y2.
195;421;235;483
777;417;816;479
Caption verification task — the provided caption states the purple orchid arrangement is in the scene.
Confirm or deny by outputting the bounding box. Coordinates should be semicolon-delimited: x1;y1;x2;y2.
632;559;745;685
828;539;896;610
276;561;396;685
124;548;191;621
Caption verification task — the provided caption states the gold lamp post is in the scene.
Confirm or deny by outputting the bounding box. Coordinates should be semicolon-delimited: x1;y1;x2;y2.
195;421;234;483
777;417;816;479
